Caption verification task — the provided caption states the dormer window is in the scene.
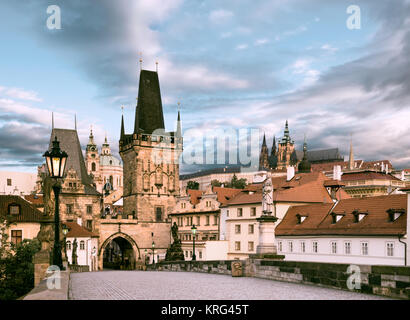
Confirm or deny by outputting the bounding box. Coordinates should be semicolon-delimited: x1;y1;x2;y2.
296;214;307;224
387;209;405;222
331;213;344;224
8;204;20;215
352;210;368;223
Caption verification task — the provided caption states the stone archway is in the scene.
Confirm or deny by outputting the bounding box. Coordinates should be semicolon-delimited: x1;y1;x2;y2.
99;232;141;270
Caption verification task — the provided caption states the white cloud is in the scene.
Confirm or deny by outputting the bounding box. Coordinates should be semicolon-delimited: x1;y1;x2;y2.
0;86;42;102
209;9;234;24
321;44;338;53
235;44;248;50
254;38;269;46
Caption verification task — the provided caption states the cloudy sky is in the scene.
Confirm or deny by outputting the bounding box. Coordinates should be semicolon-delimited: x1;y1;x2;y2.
0;0;410;173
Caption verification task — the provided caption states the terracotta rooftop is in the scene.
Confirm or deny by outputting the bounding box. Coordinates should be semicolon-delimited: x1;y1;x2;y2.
311;160;393;173
276;194;407;236
341;171;402;181
65;221;98;238
222;172;350;206
212;187;242;204
23;194;44;207
0;195;43;223
187;189;203;205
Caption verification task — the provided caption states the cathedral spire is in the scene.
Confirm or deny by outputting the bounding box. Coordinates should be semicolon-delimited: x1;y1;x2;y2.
271;136;276;156
349;134;354;170
176;109;182;137
262;132;267;146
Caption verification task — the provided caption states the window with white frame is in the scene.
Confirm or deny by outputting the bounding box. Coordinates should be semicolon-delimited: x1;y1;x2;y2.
331;241;337;254
80;240;85;250
278;241;283;252
361;242;369;256
248;224;254;234
288;241;293;253
300;241;306;253
248;241;254;251
235;241;241;251
312;241;318;253
237;208;243;217
344;242;351;255
386;242;394;257
66;241;71;250
250;207;256;216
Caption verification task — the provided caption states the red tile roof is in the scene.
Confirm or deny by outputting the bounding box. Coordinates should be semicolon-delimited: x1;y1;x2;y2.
276;194;407;236
64;221;98;238
187;189;203;205
0;195;43;223
212;187;242;204
341;171;402;181
311;160;393;173
23;194;44;207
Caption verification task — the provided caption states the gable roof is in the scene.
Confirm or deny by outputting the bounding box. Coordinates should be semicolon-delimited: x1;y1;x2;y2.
311;160;393;173
341;171;402;181
65;221;99;238
276;194;407;236
295;148;344;163
0;195;42;223
49;128;99;196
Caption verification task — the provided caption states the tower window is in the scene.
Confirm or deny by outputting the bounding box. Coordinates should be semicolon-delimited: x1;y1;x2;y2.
91;162;96;171
155;206;163;221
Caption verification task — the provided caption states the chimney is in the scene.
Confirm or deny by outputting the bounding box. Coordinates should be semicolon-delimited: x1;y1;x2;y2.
381;162;385;172
287;166;295;181
385;164;389;174
77;217;82;226
333;165;342;181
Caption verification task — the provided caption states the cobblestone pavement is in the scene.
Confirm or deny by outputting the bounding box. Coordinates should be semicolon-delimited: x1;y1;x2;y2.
69;271;391;300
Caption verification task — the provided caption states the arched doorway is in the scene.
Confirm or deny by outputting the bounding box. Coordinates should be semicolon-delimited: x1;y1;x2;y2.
99;233;140;270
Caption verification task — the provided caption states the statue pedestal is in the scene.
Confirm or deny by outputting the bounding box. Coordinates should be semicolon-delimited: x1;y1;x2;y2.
256;215;278;254
33;250;51;286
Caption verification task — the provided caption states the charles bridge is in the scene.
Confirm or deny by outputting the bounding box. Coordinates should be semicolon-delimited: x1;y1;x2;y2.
24;256;410;300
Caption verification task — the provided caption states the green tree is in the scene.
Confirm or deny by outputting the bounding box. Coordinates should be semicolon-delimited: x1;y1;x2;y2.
186;181;199;190
211;179;222;187
225;174;247;189
0;218;41;300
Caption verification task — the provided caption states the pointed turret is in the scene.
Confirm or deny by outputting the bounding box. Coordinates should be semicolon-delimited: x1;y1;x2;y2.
270;136;276;157
87;127;96;147
176;110;182;137
259;132;269;170
298;136;311;173
120;114;125;139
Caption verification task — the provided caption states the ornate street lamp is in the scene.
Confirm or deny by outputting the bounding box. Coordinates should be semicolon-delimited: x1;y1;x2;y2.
191;224;197;261
62;223;69;267
43;136;68;270
151;241;156;264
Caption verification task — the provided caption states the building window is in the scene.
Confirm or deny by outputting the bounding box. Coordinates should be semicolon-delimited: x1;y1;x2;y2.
331;241;337;254
66;204;73;214
300;241;306;253
226;210;229;217
250;207;256;216
288;241;293;253
213;215;218;225
80;241;85;250
237;208;243;217
344;242;351;255
235;225;241;234
8;204;20;215
185;251;188;257
235;241;241;251
206;215;210;225
199;251;202;259
86;205;92;214
312;241;318;253
11;230;22;245
155;207;163;221
91;162;96;171
196;216;200;226
86;220;92;230
248;241;254;251
278;241;283;252
386;242;394;257
190;251;193;257
66;241;71;250
248;224;254;234
361;242;369;256
7;178;12;186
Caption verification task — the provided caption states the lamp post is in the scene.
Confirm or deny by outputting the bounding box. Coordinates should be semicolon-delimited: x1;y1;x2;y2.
144;249;148;265
191;224;197;261
43;136;68;270
152;241;155;264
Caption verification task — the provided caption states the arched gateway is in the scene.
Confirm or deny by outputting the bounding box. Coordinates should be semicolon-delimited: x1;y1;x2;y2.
99;232;141;270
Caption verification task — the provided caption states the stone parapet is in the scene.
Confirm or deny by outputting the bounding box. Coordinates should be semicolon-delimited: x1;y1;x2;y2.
24;270;70;300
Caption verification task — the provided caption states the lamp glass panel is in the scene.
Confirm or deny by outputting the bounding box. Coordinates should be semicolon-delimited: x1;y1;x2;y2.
60;157;67;177
52;157;61;177
192;227;197;235
46;157;52;176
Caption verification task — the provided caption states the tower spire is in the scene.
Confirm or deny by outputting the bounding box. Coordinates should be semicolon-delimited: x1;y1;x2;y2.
176;102;182;137
271;136;276;156
120;106;125;139
134;98;139;134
